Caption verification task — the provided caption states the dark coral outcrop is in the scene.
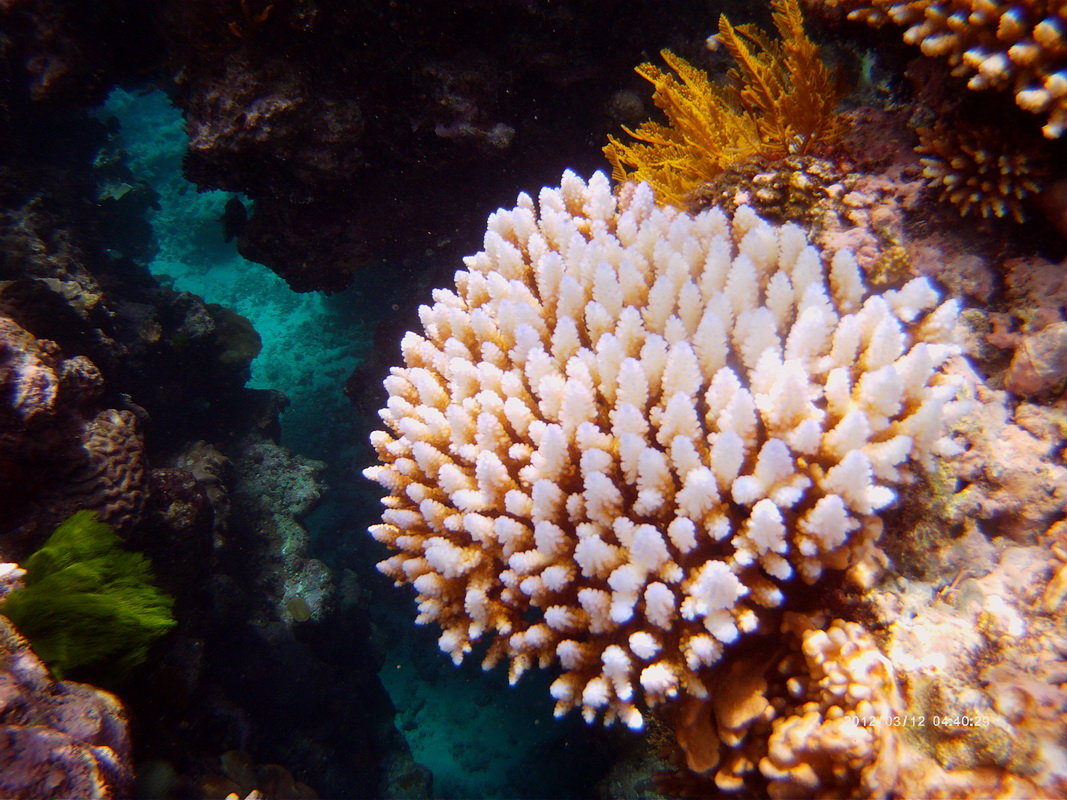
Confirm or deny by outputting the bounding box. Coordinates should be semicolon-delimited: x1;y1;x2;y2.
0;10;426;791
0;315;148;539
158;0;713;292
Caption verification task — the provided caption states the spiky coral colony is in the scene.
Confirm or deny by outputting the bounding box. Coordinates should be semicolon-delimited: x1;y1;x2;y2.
916;119;1048;221
363;171;964;729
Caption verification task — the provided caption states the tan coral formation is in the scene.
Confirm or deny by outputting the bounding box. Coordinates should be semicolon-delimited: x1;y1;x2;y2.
807;0;1067;137
364;170;965;730
761;615;903;799
660;612;904;797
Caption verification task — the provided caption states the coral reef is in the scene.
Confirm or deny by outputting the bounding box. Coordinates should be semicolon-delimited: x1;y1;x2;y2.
718;0;846;155
804;0;1067;137
0;0;160;105
364;170;964;730
6;0;1066;794
0;575;132;799
604;0;844;207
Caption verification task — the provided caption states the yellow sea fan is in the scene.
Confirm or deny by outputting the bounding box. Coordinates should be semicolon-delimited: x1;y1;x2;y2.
721;0;846;154
603;52;762;207
604;0;845;207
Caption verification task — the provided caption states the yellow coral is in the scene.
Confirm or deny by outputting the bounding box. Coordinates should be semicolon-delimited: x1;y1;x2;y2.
604;52;761;209
604;0;845;207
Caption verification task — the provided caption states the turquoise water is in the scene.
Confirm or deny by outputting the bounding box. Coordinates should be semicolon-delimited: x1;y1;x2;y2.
102;87;601;799
100;88;365;465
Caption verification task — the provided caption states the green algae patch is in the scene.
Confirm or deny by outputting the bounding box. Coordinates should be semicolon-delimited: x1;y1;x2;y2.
0;510;175;680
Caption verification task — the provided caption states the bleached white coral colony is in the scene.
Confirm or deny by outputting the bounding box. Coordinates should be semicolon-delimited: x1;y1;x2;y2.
364;170;963;730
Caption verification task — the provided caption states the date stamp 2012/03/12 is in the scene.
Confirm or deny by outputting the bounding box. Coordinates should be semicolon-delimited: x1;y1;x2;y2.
844;715;992;728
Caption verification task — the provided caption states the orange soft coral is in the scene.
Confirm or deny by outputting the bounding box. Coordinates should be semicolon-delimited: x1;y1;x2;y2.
604;0;845;207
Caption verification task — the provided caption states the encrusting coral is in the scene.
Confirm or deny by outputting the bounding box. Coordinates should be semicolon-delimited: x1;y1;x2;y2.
760;614;903;799
603;0;845;207
363;169;965;731
806;0;1067;137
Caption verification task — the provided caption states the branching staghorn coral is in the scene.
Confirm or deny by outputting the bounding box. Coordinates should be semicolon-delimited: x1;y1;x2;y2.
806;0;1067;137
604;0;845;207
363;170;965;732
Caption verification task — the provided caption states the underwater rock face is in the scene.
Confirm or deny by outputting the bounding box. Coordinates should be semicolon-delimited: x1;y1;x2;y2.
159;0;714;292
0;590;132;800
1005;321;1067;395
231;436;332;624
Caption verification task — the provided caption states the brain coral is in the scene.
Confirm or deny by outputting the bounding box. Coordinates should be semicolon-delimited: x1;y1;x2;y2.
364;171;963;729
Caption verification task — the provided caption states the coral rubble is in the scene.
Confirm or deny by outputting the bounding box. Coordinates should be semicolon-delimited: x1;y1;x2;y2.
364;170;964;731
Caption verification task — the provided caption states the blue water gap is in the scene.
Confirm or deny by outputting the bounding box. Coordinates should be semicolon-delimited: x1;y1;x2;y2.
99;86;608;800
